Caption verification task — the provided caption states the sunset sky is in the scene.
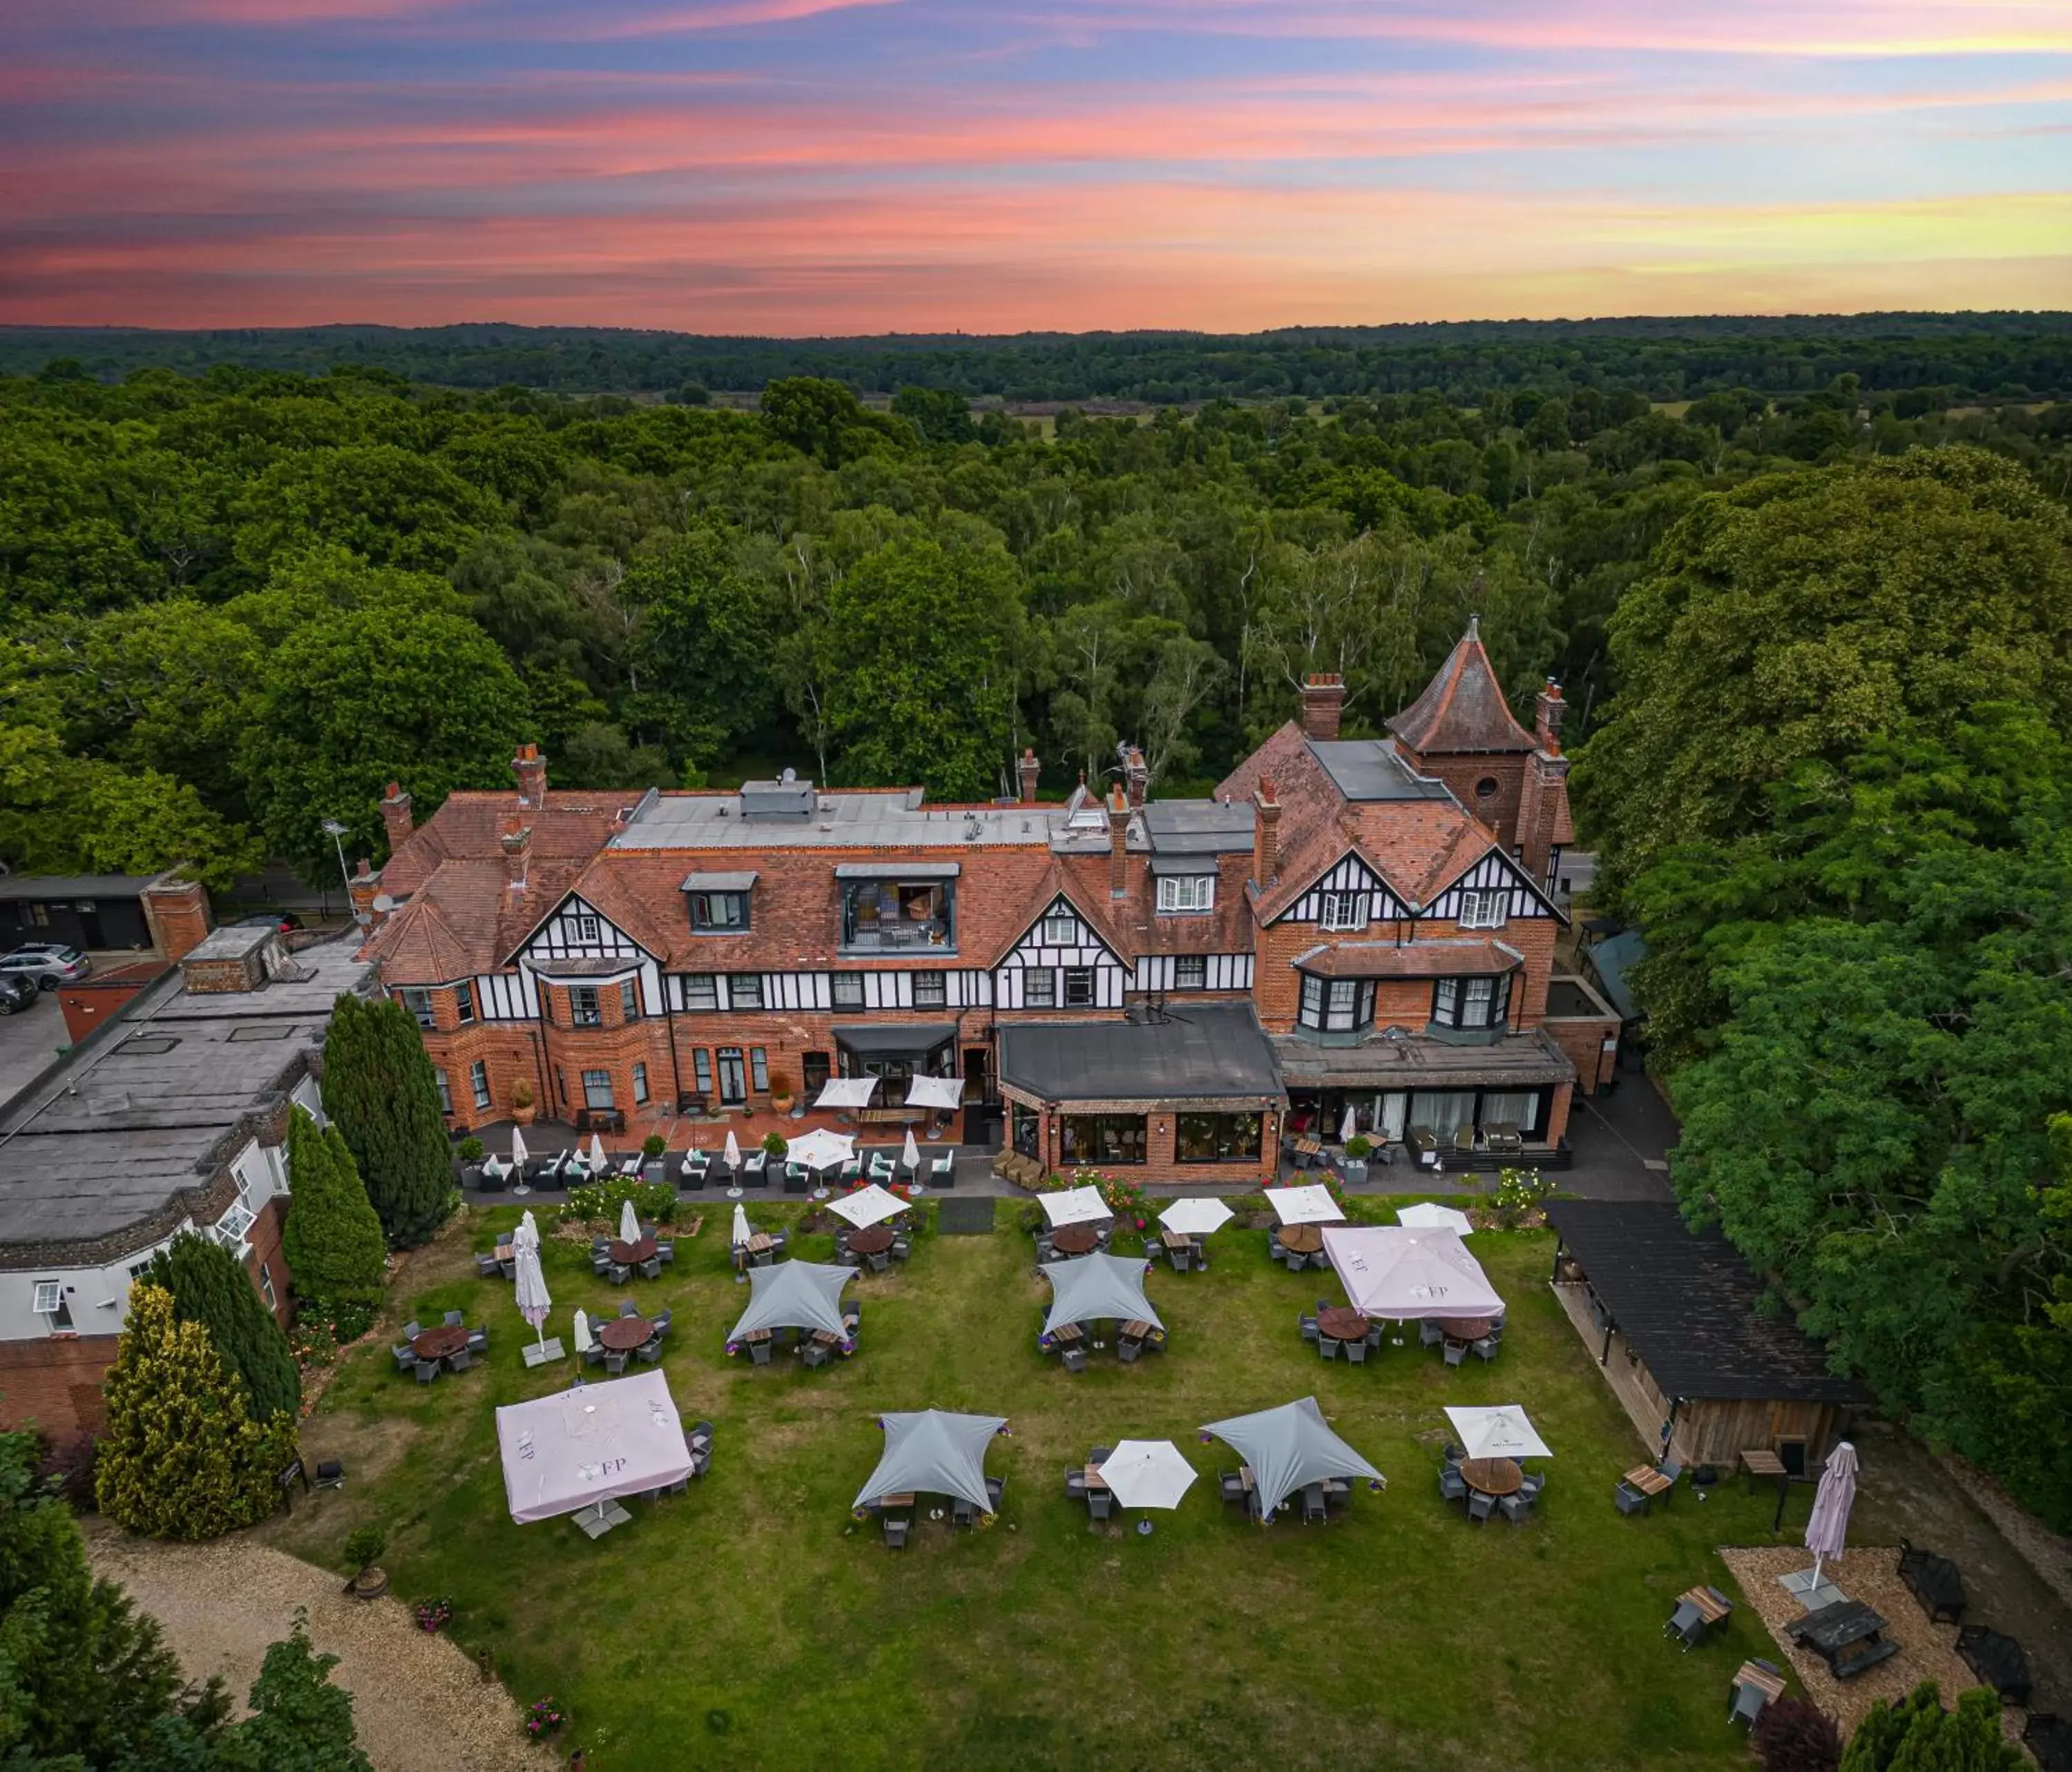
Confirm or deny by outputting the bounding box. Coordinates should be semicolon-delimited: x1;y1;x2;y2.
4;0;2069;333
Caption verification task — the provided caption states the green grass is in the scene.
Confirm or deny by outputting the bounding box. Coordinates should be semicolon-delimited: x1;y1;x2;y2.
271;1198;1795;1772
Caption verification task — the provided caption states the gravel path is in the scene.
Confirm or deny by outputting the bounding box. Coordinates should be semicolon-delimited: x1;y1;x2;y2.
83;1523;557;1772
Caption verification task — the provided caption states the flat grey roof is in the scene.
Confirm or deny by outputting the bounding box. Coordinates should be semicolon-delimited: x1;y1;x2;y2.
999;1003;1284;1104
680;871;759;892
0;935;370;1254
1141;800;1254;854
1272;1028;1575;1089
615;790;1059;851
1307;739;1455;803
0;873;160;901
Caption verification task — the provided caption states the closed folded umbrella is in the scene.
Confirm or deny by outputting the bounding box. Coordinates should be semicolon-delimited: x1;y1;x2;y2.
1097;1441;1198;1510
1339;1104;1358;1144
901;1128;921;1173
510;1126;531;1196
514;1240;553;1353
512;1208;540;1253
588;1133;608;1175
724;1129;743;1197
572;1308;591;1353
1795;1441;1859;1598
731;1203;751;1247
618;1197;642;1244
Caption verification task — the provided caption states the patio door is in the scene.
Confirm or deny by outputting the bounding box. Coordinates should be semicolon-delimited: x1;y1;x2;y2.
716;1047;747;1106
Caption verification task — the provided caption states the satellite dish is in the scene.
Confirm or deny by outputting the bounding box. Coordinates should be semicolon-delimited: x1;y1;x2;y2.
354;912;374;927
372;894;395;912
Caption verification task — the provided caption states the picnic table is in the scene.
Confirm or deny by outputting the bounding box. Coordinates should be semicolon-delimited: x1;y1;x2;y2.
596;1314;653;1351
1051;1224;1101;1256
1316;1306;1370;1342
608;1237;658;1267
1276;1224;1324;1255
1624;1463;1674;1500
410;1325;469;1362
1120;1318;1153;1342
1459;1457;1522;1498
874;1491;916;1510
847;1225;896;1257
1787;1600;1895;1680
1676;1586;1733;1642
734;1232;774;1269
1435;1316;1492;1341
492;1242;514;1268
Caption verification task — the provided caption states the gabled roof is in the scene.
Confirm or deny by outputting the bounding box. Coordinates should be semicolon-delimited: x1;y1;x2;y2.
380;790;622;899
990;864;1133;970
374;895;477;985
363;856;597;984
1388;619;1535;757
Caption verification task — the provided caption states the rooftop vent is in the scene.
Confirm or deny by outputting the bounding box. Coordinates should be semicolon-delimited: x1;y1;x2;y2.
117;1036;179;1055
227;1024;294;1043
740;777;816;822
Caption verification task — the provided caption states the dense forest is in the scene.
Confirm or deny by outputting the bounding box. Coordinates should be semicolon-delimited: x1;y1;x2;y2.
4;344;2071;1528
4;312;2071;404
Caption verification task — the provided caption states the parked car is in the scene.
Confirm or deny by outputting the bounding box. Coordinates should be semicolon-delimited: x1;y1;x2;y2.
233;911;303;934
0;945;91;990
0;975;37;1015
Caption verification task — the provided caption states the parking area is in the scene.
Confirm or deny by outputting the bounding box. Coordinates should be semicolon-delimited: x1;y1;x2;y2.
0;985;69;1110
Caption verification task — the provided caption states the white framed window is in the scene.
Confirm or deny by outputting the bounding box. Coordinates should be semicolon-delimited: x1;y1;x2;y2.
434;1069;452;1113
1041;911;1077;946
730;973;764;1010
1024;968;1056;1008
1458;889;1508;930
215;1202;256;1249
32;1280;64;1316
258;1262;276;1311
683;973;718;1010
1156;874;1215;914
1174;954;1207;990
912;970;946;1008
1319;891;1368;932
470;1060;491;1110
582;1069;614;1108
576;914;601;943
399;986;435;1029
830;973;865;1010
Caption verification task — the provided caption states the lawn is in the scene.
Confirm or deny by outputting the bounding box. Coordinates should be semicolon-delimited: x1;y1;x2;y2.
269;1196;1797;1772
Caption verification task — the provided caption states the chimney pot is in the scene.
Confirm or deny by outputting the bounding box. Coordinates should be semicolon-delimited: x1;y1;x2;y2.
379;781;414;851
499;816;533;891
1017;747;1041;805
512;743;548;809
1300;673;1346;742
1123;745;1149;809
1534;677;1566;753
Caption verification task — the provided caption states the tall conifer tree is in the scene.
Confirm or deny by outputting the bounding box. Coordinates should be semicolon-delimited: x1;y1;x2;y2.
319;993;454;1247
146;1232;299;1423
281;1107;387;1308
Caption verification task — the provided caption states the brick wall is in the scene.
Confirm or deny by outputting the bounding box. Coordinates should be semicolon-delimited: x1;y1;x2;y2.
182;952;265;994
0;1334;121;1447
57;962;170;1044
1544;1015;1620;1095
1254;914;1562;1034
1014;1099;1283;1186
1399;753;1527;849
244;1197;294;1327
140;877;212;963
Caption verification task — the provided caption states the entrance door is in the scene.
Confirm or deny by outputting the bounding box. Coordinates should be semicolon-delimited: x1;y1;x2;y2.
963;1047;992;1103
74;902;106;949
716;1047;747;1106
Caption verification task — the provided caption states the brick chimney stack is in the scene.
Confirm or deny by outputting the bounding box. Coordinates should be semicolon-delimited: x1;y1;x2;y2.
1018;747;1041;805
348;857;385;929
1300;673;1345;742
1107;786;1131;899
500;816;533;892
140;873;213;964
512;743;547;809
1252;780;1280;887
379;781;414;852
1124;745;1149;809
1534;678;1566;753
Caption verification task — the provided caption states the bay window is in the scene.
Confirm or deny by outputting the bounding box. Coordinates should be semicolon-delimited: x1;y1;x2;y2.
1431;972;1513;1030
1296;974;1376;1034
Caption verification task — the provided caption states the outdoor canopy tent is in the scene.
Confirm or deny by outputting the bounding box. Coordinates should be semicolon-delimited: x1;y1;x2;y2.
905;1074;965;1111
495;1370;691;1524
815;1077;879;1110
1041;1253;1162;1338
1200;1396;1385;1520
854;1409;1007;1514
1266;1184;1345;1226
726;1260;854;1344
1443;1404;1552;1462
827;1182;908;1229
1160;1197;1234;1237
1322;1226;1504;1320
1041;1185;1111;1229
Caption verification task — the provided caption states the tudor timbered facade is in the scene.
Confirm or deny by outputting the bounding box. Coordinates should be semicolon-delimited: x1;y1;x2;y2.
361;628;1615;1181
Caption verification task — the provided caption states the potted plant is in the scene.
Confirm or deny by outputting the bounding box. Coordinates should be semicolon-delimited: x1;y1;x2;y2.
761;1130;788;1163
508;1081;536;1127
1342;1135;1372;1183
343;1524;388;1600
642;1133;668;1182
768;1073;796;1116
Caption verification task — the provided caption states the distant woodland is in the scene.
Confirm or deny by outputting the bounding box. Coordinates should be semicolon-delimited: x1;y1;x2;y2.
5;330;2072;1530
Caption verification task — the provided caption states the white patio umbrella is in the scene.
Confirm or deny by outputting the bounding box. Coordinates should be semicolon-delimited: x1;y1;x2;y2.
724;1128;743;1198
1786;1441;1859;1604
1097;1441;1198;1510
901;1128;922;1173
571;1308;592;1354
905;1075;964;1111
1398;1201;1473;1236
588;1133;608;1175
1040;1185;1110;1228
513;1237;553;1354
1160;1197;1234;1237
815;1077;879;1110
509;1125;530;1196
1267;1184;1345;1226
617;1197;642;1244
787;1128;855;1171
1339;1104;1359;1144
731;1202;751;1247
827;1183;908;1229
1443;1404;1552;1462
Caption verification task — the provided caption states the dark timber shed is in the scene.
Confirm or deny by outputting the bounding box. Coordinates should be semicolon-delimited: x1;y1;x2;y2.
1545;1200;1864;1471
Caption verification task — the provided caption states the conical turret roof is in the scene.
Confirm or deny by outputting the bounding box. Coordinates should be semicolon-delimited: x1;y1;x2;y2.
1388;618;1535;756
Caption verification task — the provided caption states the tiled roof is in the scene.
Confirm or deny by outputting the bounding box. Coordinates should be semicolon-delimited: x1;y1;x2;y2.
364;855;597;983
1289;938;1521;978
1387;619;1535;756
380;790;624;899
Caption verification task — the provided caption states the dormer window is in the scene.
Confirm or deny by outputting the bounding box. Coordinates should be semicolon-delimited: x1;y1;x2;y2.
1041;910;1077;945
1458;889;1508;930
689;892;749;932
1156;875;1214;914
575;914;601;943
1320;891;1368;932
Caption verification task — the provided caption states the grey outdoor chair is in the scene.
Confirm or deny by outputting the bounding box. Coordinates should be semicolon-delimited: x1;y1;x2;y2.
652;1308;673;1334
952;1496;976;1528
640;1257;662;1280
391;1342;414;1371
867;1251;890;1275
655;1241;675;1264
582;1341;605;1367
1665;1599;1703;1649
1466;1491;1495;1523
444;1348;471;1372
1117;1338;1141;1364
603;1350;628;1375
843;1301;861;1331
1439;1467;1468;1503
1168;1246;1191;1273
401;1320;422;1340
1298;1313;1320;1342
1090;1445;1114;1463
883;1517;910;1550
1088;1490;1113;1521
749;1340;771;1365
1472;1338;1498;1362
1062;1348;1088;1373
1345;1338;1368;1365
1730;1661;1780;1729
606;1262;631;1285
1419;1320;1445;1347
637;1340;662;1364
1443;1340;1466;1367
802;1344;828;1369
414;1360;439;1383
1614;1481;1650;1516
1219;1470;1246;1505
1519;1472;1547;1502
1302;1485;1327;1525
474;1255;502;1279
890;1240;910;1262
466;1328;488;1354
1318;1335;1340;1360
1498;1493;1533;1524
443;1309;464;1327
986;1476;1004;1511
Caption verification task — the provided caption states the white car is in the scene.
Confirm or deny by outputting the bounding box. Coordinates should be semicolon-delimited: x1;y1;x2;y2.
0;945;92;989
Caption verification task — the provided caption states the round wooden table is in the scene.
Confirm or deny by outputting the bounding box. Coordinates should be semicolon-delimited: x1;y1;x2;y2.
846;1225;896;1257
1050;1224;1100;1255
1315;1306;1370;1342
596;1315;652;1351
1276;1224;1324;1255
1459;1457;1522;1497
410;1325;469;1361
608;1237;658;1266
1435;1316;1492;1341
